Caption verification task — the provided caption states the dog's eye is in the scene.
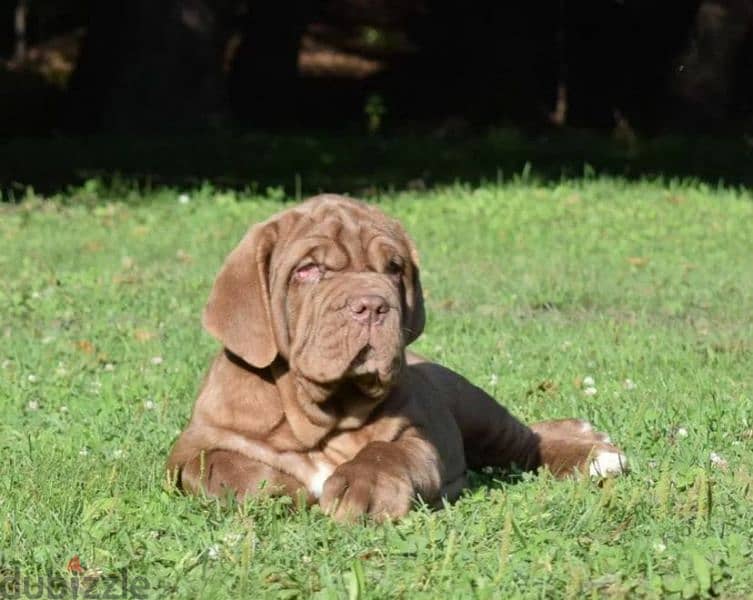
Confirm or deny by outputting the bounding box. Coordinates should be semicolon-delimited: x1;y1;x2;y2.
294;263;324;283
386;259;403;277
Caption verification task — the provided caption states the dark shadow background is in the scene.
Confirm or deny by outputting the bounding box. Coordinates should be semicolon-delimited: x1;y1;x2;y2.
1;0;753;196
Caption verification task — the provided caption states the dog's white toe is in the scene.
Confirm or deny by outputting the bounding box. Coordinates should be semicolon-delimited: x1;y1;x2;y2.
589;449;628;477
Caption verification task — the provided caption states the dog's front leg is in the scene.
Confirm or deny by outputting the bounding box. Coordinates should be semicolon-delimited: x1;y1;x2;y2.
178;449;312;502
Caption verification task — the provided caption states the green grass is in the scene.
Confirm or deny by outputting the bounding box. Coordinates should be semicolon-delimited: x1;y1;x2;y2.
2;179;753;598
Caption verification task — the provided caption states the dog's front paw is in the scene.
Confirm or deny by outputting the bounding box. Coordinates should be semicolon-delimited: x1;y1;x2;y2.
531;418;629;478
319;443;414;522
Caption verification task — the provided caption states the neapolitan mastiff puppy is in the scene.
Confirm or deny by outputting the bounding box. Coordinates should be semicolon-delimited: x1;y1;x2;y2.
168;195;627;521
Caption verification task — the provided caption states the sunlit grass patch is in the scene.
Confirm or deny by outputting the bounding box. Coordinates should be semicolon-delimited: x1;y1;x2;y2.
1;179;752;598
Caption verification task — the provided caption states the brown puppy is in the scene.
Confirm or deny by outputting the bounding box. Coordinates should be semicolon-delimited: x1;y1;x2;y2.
168;195;627;521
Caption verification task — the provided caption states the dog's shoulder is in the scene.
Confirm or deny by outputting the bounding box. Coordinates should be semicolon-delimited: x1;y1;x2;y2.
192;350;285;436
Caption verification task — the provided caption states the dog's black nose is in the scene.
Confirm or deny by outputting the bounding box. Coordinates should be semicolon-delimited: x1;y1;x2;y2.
348;294;389;325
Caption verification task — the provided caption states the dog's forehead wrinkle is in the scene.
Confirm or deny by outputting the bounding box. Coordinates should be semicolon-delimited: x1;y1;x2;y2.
365;234;404;269
297;194;400;233
280;236;349;274
305;198;384;232
318;217;343;240
307;199;363;227
303;229;370;274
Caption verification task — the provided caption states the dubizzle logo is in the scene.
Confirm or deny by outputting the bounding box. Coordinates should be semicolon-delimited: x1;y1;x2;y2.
0;556;149;599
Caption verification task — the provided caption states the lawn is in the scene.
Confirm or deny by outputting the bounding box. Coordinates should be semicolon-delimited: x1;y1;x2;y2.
1;178;752;598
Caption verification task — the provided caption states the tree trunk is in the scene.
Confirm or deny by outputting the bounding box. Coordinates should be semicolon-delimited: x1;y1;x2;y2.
563;0;702;131
228;0;317;125
672;0;753;128
402;1;558;124
67;0;226;131
13;0;27;62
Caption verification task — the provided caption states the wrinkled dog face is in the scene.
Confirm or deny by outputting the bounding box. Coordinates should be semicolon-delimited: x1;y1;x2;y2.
282;245;405;392
203;196;425;400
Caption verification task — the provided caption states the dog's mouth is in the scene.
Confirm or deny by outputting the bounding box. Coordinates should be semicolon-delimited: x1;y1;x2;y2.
346;343;386;373
345;343;403;392
348;344;373;371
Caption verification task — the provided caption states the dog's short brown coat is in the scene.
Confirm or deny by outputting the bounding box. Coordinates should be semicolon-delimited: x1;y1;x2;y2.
168;195;626;521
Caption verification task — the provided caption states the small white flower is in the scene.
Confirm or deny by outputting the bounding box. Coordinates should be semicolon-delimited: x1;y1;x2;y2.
150;356;163;365
710;452;728;469
144;399;156;410
489;374;499;386
178;194;191;204
104;363;115;372
653;541;667;553
624;378;637;390
676;427;688;438
112;449;124;459
583;386;597;396
207;545;220;560
27;374;38;383
582;376;595;387
26;400;39;411
79;447;90;457
60;405;68;413
31;291;41;300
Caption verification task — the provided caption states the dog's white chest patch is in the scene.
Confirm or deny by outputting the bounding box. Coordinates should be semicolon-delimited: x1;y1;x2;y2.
307;462;335;498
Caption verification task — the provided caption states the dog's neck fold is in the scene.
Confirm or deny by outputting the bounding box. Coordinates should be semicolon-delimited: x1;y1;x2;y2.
225;350;388;448
270;360;339;447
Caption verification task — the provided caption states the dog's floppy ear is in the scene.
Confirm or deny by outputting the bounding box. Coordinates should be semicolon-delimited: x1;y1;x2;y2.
202;221;280;368
403;238;426;345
